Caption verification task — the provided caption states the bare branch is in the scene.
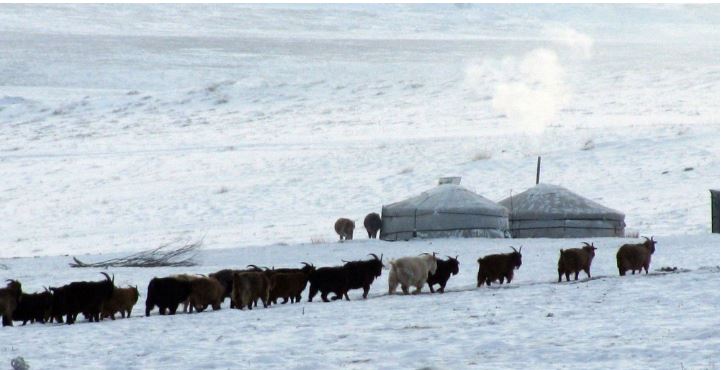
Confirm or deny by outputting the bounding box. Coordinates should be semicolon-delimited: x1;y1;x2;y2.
69;238;203;268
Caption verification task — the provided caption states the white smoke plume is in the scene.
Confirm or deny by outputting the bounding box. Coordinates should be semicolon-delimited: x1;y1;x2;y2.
465;27;593;134
491;48;569;133
544;25;594;59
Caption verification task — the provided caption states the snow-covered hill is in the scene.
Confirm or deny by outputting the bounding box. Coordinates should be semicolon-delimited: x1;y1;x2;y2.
0;4;718;258
0;4;718;369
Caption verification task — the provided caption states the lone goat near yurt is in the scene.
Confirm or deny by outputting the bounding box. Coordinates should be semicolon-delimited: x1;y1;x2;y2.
476;247;522;287
363;213;382;239
616;236;657;276
334;218;355;241
558;242;597;282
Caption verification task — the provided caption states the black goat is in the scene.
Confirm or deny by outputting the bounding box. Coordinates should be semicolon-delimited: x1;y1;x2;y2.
342;253;384;299
13;289;53;325
48;285;67;323
477;247;523;287
51;273;114;324
308;266;350;303
145;276;192;316
427;256;460;293
0;280;22;327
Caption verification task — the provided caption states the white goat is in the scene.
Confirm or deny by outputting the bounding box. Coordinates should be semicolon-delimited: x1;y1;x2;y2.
388;254;438;295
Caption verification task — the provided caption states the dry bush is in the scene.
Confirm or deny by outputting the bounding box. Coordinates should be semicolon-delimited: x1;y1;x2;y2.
70;238;203;268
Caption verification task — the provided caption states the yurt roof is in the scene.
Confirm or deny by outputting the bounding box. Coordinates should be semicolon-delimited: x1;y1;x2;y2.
383;184;508;218
498;183;624;221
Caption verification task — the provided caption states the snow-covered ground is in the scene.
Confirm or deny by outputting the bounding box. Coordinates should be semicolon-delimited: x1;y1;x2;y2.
0;4;718;369
1;235;719;369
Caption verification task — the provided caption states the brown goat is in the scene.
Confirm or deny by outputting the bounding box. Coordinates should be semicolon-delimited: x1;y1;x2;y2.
558;242;597;282
101;286;139;320
188;277;225;312
0;280;22;326
232;272;271;310
617;236;657;276
476;247;523;287
269;272;308;304
171;274;201;313
334;218;355;241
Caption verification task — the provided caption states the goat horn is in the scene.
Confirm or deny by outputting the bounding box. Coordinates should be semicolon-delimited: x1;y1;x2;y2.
519;246;523;254
642;236;650;241
581;242;591;247
368;253;379;260
342;259;350;263
247;264;260;270
301;262;311;267
100;272;111;282
380;254;383;262
509;246;517;253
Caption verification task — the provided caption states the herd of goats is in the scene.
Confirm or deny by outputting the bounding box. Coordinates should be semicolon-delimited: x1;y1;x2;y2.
0;212;658;327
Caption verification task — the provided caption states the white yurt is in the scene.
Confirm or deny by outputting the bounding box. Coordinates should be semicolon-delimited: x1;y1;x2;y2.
498;183;625;238
380;178;509;241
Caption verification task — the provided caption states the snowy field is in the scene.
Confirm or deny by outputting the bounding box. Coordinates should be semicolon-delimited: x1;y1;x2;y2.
0;4;718;369
1;235;719;369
